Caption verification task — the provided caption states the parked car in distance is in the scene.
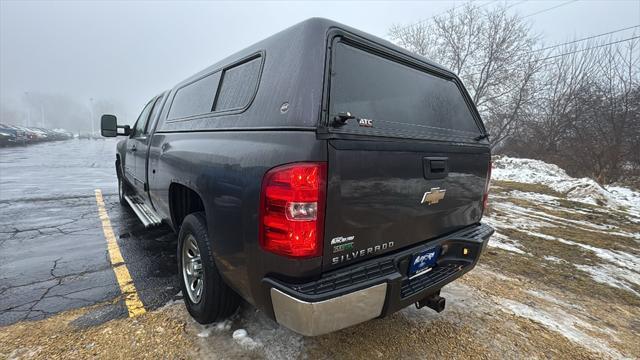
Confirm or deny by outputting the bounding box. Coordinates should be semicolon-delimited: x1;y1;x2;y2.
101;18;493;336
0;123;74;145
0;128;17;146
78;132;96;140
0;124;27;145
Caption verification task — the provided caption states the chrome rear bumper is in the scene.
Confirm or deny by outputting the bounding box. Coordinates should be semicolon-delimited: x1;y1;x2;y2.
270;283;387;336
266;223;494;336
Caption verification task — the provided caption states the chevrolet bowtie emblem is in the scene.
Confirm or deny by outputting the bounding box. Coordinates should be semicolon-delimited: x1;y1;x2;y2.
421;187;446;205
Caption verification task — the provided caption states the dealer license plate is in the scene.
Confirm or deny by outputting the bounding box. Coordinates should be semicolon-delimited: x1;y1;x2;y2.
408;247;440;277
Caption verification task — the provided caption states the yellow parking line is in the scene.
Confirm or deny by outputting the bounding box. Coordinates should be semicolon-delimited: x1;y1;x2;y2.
94;189;146;318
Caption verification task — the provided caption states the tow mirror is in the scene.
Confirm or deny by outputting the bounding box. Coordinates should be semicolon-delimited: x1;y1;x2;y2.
101;114;130;137
101;114;117;137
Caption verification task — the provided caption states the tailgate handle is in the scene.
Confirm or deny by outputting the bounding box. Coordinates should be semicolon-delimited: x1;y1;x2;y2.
430;160;446;172
423;157;448;179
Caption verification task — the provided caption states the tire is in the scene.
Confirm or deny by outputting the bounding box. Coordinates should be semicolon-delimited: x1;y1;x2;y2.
178;212;240;323
117;171;128;206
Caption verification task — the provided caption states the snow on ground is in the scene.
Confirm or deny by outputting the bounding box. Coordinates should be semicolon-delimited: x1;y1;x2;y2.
543;255;565;263
493;200;639;239
505;190;561;206
492;156;640;216
486;231;529;255
488;156;640;299
606;185;640;219
575;263;640;297
489;199;640;295
525;289;584;311
232;329;261;350
496;298;623;359
196;318;233;338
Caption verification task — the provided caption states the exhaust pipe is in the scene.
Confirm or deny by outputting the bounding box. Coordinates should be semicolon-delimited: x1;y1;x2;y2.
415;294;446;313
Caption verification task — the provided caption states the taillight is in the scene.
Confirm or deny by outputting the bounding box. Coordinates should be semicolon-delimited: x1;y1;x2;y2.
259;162;326;258
482;160;492;211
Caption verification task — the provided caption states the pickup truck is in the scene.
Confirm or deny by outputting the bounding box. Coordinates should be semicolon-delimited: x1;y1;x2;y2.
101;18;493;336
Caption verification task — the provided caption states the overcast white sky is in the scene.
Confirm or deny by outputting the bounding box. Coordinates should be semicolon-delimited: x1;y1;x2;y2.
1;0;639;126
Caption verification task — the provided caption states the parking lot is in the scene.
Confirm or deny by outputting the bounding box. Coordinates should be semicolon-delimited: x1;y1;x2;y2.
1;140;639;359
0;139;180;327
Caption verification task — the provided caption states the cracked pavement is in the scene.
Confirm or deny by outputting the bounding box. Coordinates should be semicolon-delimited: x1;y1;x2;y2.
0;139;180;326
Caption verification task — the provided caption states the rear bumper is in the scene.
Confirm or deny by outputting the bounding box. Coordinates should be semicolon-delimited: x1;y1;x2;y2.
270;283;387;336
264;223;493;336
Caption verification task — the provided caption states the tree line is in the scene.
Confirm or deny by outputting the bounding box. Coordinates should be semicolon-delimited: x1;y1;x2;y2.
389;3;639;186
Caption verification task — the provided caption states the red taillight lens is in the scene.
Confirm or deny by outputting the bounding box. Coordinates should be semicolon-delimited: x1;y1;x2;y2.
259;162;326;258
482;160;492;211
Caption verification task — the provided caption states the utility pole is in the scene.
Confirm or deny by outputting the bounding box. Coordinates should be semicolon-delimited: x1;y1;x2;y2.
24;91;30;127
89;98;95;135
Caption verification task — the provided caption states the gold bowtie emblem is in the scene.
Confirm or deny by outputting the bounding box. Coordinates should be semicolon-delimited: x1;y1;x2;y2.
421;188;446;205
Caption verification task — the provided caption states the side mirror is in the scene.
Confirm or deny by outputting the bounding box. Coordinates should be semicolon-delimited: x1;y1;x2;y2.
101;114;131;137
101;114;118;137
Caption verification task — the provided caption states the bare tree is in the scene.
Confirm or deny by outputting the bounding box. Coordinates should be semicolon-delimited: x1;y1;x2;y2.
506;37;639;185
389;3;542;147
527;42;601;155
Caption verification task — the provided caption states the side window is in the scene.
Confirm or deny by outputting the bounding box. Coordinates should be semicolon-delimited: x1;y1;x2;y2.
214;56;261;112
167;72;221;120
131;99;154;137
163;54;262;123
146;95;165;134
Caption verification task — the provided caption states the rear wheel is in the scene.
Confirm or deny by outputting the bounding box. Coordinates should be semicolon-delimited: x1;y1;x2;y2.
178;212;240;323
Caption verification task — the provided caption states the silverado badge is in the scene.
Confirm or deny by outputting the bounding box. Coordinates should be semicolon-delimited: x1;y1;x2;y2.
421;187;446;205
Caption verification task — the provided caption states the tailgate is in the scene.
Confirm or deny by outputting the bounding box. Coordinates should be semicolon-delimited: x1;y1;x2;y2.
324;140;489;270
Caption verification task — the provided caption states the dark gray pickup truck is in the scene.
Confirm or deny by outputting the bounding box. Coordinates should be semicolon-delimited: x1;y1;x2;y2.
101;18;493;336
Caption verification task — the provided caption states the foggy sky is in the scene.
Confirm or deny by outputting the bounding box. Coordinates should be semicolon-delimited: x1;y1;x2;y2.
1;0;639;131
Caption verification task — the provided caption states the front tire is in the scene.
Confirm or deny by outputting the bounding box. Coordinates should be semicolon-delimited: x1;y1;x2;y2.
178;212;240;323
117;173;128;206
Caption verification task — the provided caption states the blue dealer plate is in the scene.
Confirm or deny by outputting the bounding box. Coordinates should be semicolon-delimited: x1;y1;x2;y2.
408;247;440;277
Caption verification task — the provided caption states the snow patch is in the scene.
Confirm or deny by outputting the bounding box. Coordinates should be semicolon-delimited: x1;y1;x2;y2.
196;319;233;338
485;205;553;231
232;329;261;350
493;200;639;239
516;228;640;296
575;264;640;297
488;197;640;296
525;289;584;311
493;156;640;216
487;231;529;255
606;185;640;219
543;255;565;264
497;298;622;359
507;190;561;206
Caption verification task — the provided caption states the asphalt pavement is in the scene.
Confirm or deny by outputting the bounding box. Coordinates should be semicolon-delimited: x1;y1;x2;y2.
0;139;180;326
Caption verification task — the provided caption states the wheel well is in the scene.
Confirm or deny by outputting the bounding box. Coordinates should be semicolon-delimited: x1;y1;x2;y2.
169;183;205;231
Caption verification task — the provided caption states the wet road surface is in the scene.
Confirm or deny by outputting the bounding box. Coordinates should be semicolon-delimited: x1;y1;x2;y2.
0;139;180;326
